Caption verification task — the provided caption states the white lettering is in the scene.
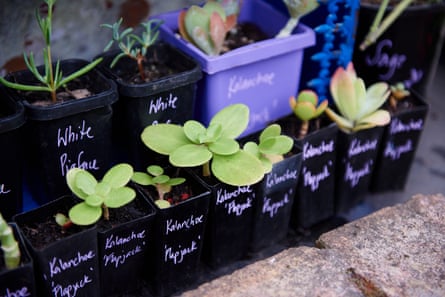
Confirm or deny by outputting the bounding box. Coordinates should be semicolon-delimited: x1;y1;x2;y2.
164;240;198;264
383;140;413;160
389;118;424;135
0;287;30;297
348;139;378;158
0;184;11;195
105;230;146;250
103;245;143;268
57;120;94;148
216;186;253;205
262;193;290;218
49;251;95;278
265;169;298;188
228;72;275;98
303;140;335;160
60;151;99;176
225;198;253;216
365;39;406;80
344;160;373;187
165;214;204;235
51;274;92;297
148;93;178;114
302;162;332;192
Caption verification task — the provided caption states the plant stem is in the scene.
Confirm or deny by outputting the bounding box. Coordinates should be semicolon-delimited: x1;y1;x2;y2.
102;205;110;221
202;162;211;178
276;17;299;38
137;57;146;81
46;1;56;102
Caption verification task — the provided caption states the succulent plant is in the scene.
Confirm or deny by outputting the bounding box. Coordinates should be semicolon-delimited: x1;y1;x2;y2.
141;103;265;186
132;165;186;209
289;89;328;138
325;62;391;133
243;124;294;173
102;18;162;81
0;0;102;103
65;163;136;226
389;82;410;110
0;213;20;270
276;0;320;38
178;0;239;56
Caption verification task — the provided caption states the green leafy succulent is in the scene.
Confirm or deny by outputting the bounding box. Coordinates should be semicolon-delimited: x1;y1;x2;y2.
178;0;239;56
66;163;136;226
132;165;186;209
0;213;20;270
102;18;162;81
0;0;102;103
289;89;328;138
141;103;265;186
243;124;294;173
276;0;320;38
325;62;391;133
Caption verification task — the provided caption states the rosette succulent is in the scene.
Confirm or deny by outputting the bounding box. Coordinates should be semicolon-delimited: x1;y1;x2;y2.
0;213;20;269
325;63;391;133
178;0;239;56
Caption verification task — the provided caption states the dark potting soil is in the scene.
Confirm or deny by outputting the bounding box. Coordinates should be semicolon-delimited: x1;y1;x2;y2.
138;183;195;208
221;22;269;54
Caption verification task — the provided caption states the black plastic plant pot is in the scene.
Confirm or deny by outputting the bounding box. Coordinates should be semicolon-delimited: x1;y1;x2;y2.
135;169;211;297
0;223;37;297
97;195;156;297
371;90;429;192
97;43;202;170
5;59;118;205
335;126;385;214
0;87;25;221
249;148;302;253
13;195;100;297
197;173;257;269
353;3;445;97
293;122;338;229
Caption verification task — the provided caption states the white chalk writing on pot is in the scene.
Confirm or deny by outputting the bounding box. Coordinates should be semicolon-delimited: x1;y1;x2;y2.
148;93;178;115
265;169;298;189
51;274;92;297
165;214;204;235
262;189;292;219
303;140;335;161
227;72;275;99
216;186;254;217
57;120;94;147
60;151;99;176
0;287;31;297
104;230;146;249
164;238;199;265
302;161;333;192
365;39;406;81
102;230;146;268
348;138;378;158
49;251;95;278
344;160;373;187
103;245;143;268
0;183;11;195
389;118;424;134
383;140;413;160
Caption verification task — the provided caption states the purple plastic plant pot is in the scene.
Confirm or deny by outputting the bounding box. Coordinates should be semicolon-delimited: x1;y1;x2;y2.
156;0;316;136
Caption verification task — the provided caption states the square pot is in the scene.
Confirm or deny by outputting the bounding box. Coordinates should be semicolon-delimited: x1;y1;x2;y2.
97;43;202;169
0;223;36;297
0;87;25;221
156;0;315;136
5;59;118;205
135;169;211;297
13;195;101;297
97;194;156;297
370;90;429;192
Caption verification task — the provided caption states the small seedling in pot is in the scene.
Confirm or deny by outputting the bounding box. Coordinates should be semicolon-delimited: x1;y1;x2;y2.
178;0;239;56
289;90;328;138
243;124;294;173
276;0;319;38
62;163;136;226
101;18;163;81
0;213;20;270
325;62;391;133
141;103;265;186
132;165;186;209
0;0;102;103
388;82;410;111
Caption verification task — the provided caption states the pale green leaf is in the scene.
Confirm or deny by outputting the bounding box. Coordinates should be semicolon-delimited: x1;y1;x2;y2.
102;163;133;188
259;136;293;155
208;137;239;155
131;172;154;186
141;124;191;155
170;144;212;167
104;187;136;208
210;104;249;139
155;199;171;209
66;168;89;199
85;194;104;207
69;202;102;226
259;124;281;142
147;165;163;176
184;120;207;143
75;171;98;196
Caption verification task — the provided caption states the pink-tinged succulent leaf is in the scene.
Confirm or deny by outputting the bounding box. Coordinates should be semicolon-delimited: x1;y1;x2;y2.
314;99;328;117
325;107;354;133
178;10;193;43
330;65;357;121
184;6;210;39
192;26;216;55
225;14;237;31
353;77;367;120
209;12;226;55
203;1;227;19
356;109;390;128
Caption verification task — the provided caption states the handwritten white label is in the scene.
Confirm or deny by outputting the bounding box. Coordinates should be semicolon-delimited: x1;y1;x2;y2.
216;186;253;205
389;118;424;135
348;138;378;158
0;183;11;195
103;245;143;268
51;274;92;297
262;190;291;219
105;230;146;250
165;214;204;235
164;239;199;265
148;93;178;115
365;39;406;80
57;120;94;148
0;287;31;297
344;160;373;187
228;72;275;99
383;140;413;160
225;198;253;216
60;151;99;176
303;140;335;161
265;169;298;189
302;161;333;192
49;251;96;278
